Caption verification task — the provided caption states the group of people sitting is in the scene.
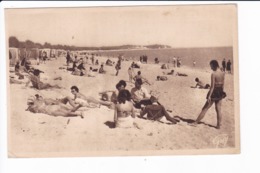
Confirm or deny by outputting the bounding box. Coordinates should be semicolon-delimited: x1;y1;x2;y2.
65;56;107;77
99;79;179;128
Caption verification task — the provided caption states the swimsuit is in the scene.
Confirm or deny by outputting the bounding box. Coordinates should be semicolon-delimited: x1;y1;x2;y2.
207;85;226;101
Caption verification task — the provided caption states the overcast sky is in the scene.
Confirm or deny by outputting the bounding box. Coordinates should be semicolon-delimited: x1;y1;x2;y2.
5;4;237;48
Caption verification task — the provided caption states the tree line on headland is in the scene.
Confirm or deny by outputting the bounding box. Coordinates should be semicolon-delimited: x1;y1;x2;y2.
9;36;171;51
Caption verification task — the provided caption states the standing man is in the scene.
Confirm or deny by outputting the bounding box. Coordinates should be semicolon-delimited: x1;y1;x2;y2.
66;51;71;66
226;59;232;74
115;59;121;76
222;58;226;72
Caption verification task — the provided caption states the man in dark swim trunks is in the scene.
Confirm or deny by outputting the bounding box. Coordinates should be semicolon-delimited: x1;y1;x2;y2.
192;60;226;129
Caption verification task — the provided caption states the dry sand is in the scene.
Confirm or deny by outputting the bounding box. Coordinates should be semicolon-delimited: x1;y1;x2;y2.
8;55;237;157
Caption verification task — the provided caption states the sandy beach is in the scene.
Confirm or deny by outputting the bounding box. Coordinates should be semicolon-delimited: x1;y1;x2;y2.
8;55;237;157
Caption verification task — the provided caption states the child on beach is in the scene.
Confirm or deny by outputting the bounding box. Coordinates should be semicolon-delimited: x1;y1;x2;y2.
133;71;151;85
128;67;135;82
191;60;226;129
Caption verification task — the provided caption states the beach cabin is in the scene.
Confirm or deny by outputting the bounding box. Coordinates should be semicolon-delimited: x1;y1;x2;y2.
40;48;51;59
27;48;39;60
9;47;19;66
57;49;66;57
50;49;58;58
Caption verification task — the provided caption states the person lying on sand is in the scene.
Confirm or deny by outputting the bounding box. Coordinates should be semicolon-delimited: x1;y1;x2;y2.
176;72;188;77
156;76;168;81
26;95;86;118
191;60;226;129
139;96;178;124
163;69;174;75
131;62;140;68
133;71;151;85
191;78;210;89
114;89;137;128
25;69;62;90
131;79;153;109
60;86;112;109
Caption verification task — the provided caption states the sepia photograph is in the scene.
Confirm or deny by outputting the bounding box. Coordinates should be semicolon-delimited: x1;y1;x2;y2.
5;4;239;158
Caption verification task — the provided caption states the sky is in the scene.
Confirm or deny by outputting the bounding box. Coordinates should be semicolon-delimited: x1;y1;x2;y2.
5;4;237;48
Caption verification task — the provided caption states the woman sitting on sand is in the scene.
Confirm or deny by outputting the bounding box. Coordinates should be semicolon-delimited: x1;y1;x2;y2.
99;64;106;74
191;60;226;129
114;89;136;128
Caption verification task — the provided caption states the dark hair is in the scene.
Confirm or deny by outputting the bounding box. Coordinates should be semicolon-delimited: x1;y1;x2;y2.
195;78;199;82
118;80;126;87
116;80;127;90
71;86;79;92
33;69;44;76
137;71;141;75
150;96;158;103
117;89;131;104
210;60;219;69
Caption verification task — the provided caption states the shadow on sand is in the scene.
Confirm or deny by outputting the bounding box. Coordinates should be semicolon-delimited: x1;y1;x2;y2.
174;115;217;129
104;121;115;129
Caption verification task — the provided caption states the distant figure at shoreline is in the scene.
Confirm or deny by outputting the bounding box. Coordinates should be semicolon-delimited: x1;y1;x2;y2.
66;51;71;66
222;58;226;72
227;60;232;74
115;59;121;76
154;57;159;64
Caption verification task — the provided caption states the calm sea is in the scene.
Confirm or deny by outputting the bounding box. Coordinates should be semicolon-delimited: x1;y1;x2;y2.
95;47;233;70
